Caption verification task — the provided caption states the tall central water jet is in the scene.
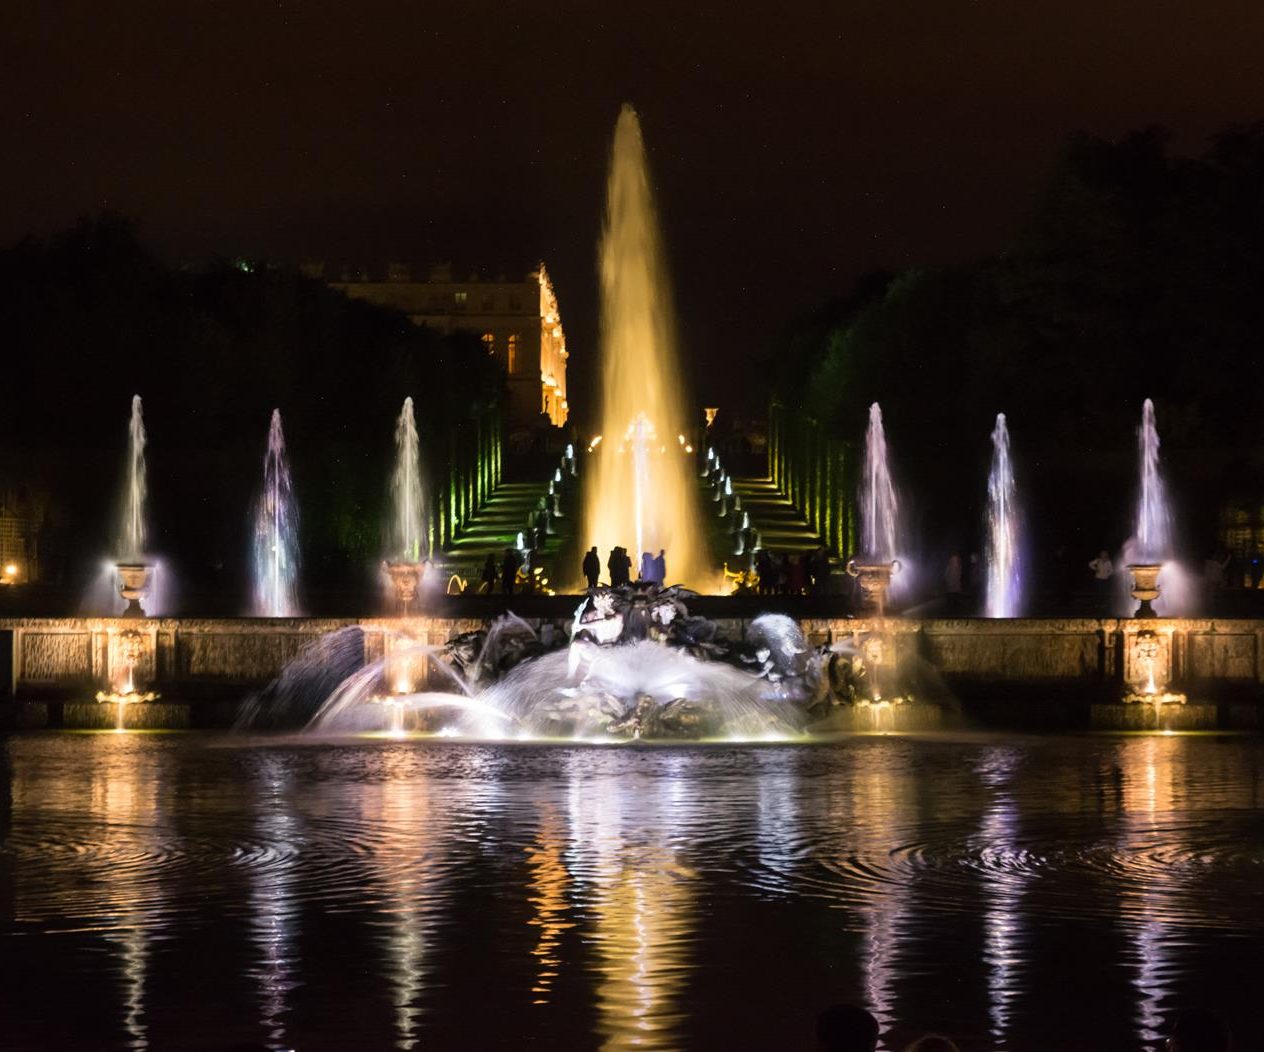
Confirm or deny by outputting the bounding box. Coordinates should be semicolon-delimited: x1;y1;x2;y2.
251;409;300;617
985;413;1022;618
583;105;704;587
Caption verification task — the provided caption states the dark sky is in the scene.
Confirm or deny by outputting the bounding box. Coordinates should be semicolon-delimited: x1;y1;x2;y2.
4;2;1263;421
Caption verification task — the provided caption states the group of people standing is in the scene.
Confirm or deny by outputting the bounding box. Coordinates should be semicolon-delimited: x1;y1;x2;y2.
480;548;526;595
752;546;832;596
582;546;667;589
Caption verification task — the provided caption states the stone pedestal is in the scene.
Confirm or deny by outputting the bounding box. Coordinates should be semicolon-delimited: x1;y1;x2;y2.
115;563;153;618
1126;563;1162;618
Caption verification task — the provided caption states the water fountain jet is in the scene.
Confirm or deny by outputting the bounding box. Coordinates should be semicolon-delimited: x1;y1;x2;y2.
582;105;705;588
1126;399;1173;618
985;413;1022;618
114;395;154;617
251;409;300;617
383;397;427;614
847;404;902;614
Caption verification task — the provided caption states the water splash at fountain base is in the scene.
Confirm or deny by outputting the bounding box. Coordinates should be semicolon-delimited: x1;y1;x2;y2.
1090;701;1215;732
64;701;191;730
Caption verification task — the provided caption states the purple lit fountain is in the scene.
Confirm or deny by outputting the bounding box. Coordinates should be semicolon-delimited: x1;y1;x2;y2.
846;403;901;614
984;413;1022;618
251;409;300;617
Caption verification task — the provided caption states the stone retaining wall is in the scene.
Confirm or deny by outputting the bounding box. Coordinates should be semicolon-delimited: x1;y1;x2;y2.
4;615;1264;702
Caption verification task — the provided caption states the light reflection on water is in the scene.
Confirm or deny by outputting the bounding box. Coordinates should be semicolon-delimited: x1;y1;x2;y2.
248;756;301;1051
3;732;1264;1051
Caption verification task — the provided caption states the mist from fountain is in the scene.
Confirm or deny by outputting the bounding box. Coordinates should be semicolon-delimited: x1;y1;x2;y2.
860;403;899;561
391;397;426;562
985;413;1022;618
582;105;704;587
251;409;300;617
118;394;148;561
306;636;803;742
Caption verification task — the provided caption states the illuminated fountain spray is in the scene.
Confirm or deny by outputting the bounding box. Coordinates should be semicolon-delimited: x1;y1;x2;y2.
384;397;427;613
861;403;898;562
627;412;653;560
985;413;1022;618
119;395;147;560
393;397;425;562
583;105;704;587
847;403;901;613
114;395;154;617
1135;399;1172;565
1126;399;1173;617
252;409;300;617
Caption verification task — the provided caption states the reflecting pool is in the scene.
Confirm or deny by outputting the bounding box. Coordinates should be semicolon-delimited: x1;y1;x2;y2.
2;732;1262;1050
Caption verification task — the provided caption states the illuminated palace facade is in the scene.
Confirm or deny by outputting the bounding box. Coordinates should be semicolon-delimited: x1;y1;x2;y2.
323;262;569;431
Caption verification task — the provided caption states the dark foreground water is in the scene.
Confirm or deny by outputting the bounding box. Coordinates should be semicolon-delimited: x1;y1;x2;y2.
2;732;1262;1051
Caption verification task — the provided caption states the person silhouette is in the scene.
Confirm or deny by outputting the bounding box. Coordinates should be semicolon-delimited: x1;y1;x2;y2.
582;546;601;589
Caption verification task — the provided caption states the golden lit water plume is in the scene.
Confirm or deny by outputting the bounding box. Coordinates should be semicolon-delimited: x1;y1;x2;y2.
583;105;705;588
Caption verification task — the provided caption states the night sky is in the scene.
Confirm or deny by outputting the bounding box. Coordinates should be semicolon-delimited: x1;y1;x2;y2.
5;1;1262;420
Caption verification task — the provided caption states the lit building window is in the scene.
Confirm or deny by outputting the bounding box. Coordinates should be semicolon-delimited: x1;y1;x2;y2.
481;332;495;355
507;333;519;373
454;291;468;307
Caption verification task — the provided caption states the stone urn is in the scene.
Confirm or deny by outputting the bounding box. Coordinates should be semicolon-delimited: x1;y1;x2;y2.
384;562;425;614
1126;563;1162;618
115;562;153;618
846;559;901;616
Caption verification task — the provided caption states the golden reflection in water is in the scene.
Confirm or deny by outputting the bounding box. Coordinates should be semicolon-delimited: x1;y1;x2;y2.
1117;736;1183;1048
78;740;162;1051
567;768;695;1050
362;751;445;1051
859;766;909;1034
526;808;572;1004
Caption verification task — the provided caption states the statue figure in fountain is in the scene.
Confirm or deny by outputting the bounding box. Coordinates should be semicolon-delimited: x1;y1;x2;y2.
282;580;941;740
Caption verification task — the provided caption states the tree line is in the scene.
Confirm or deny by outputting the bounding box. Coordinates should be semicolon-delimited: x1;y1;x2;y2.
0;215;502;603
766;123;1264;576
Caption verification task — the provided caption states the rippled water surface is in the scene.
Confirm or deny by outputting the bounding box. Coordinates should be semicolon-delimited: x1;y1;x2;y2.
3;732;1263;1050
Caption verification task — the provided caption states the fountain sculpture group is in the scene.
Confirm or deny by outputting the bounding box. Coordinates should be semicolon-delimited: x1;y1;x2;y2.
65;108;1211;736
281;584;934;741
